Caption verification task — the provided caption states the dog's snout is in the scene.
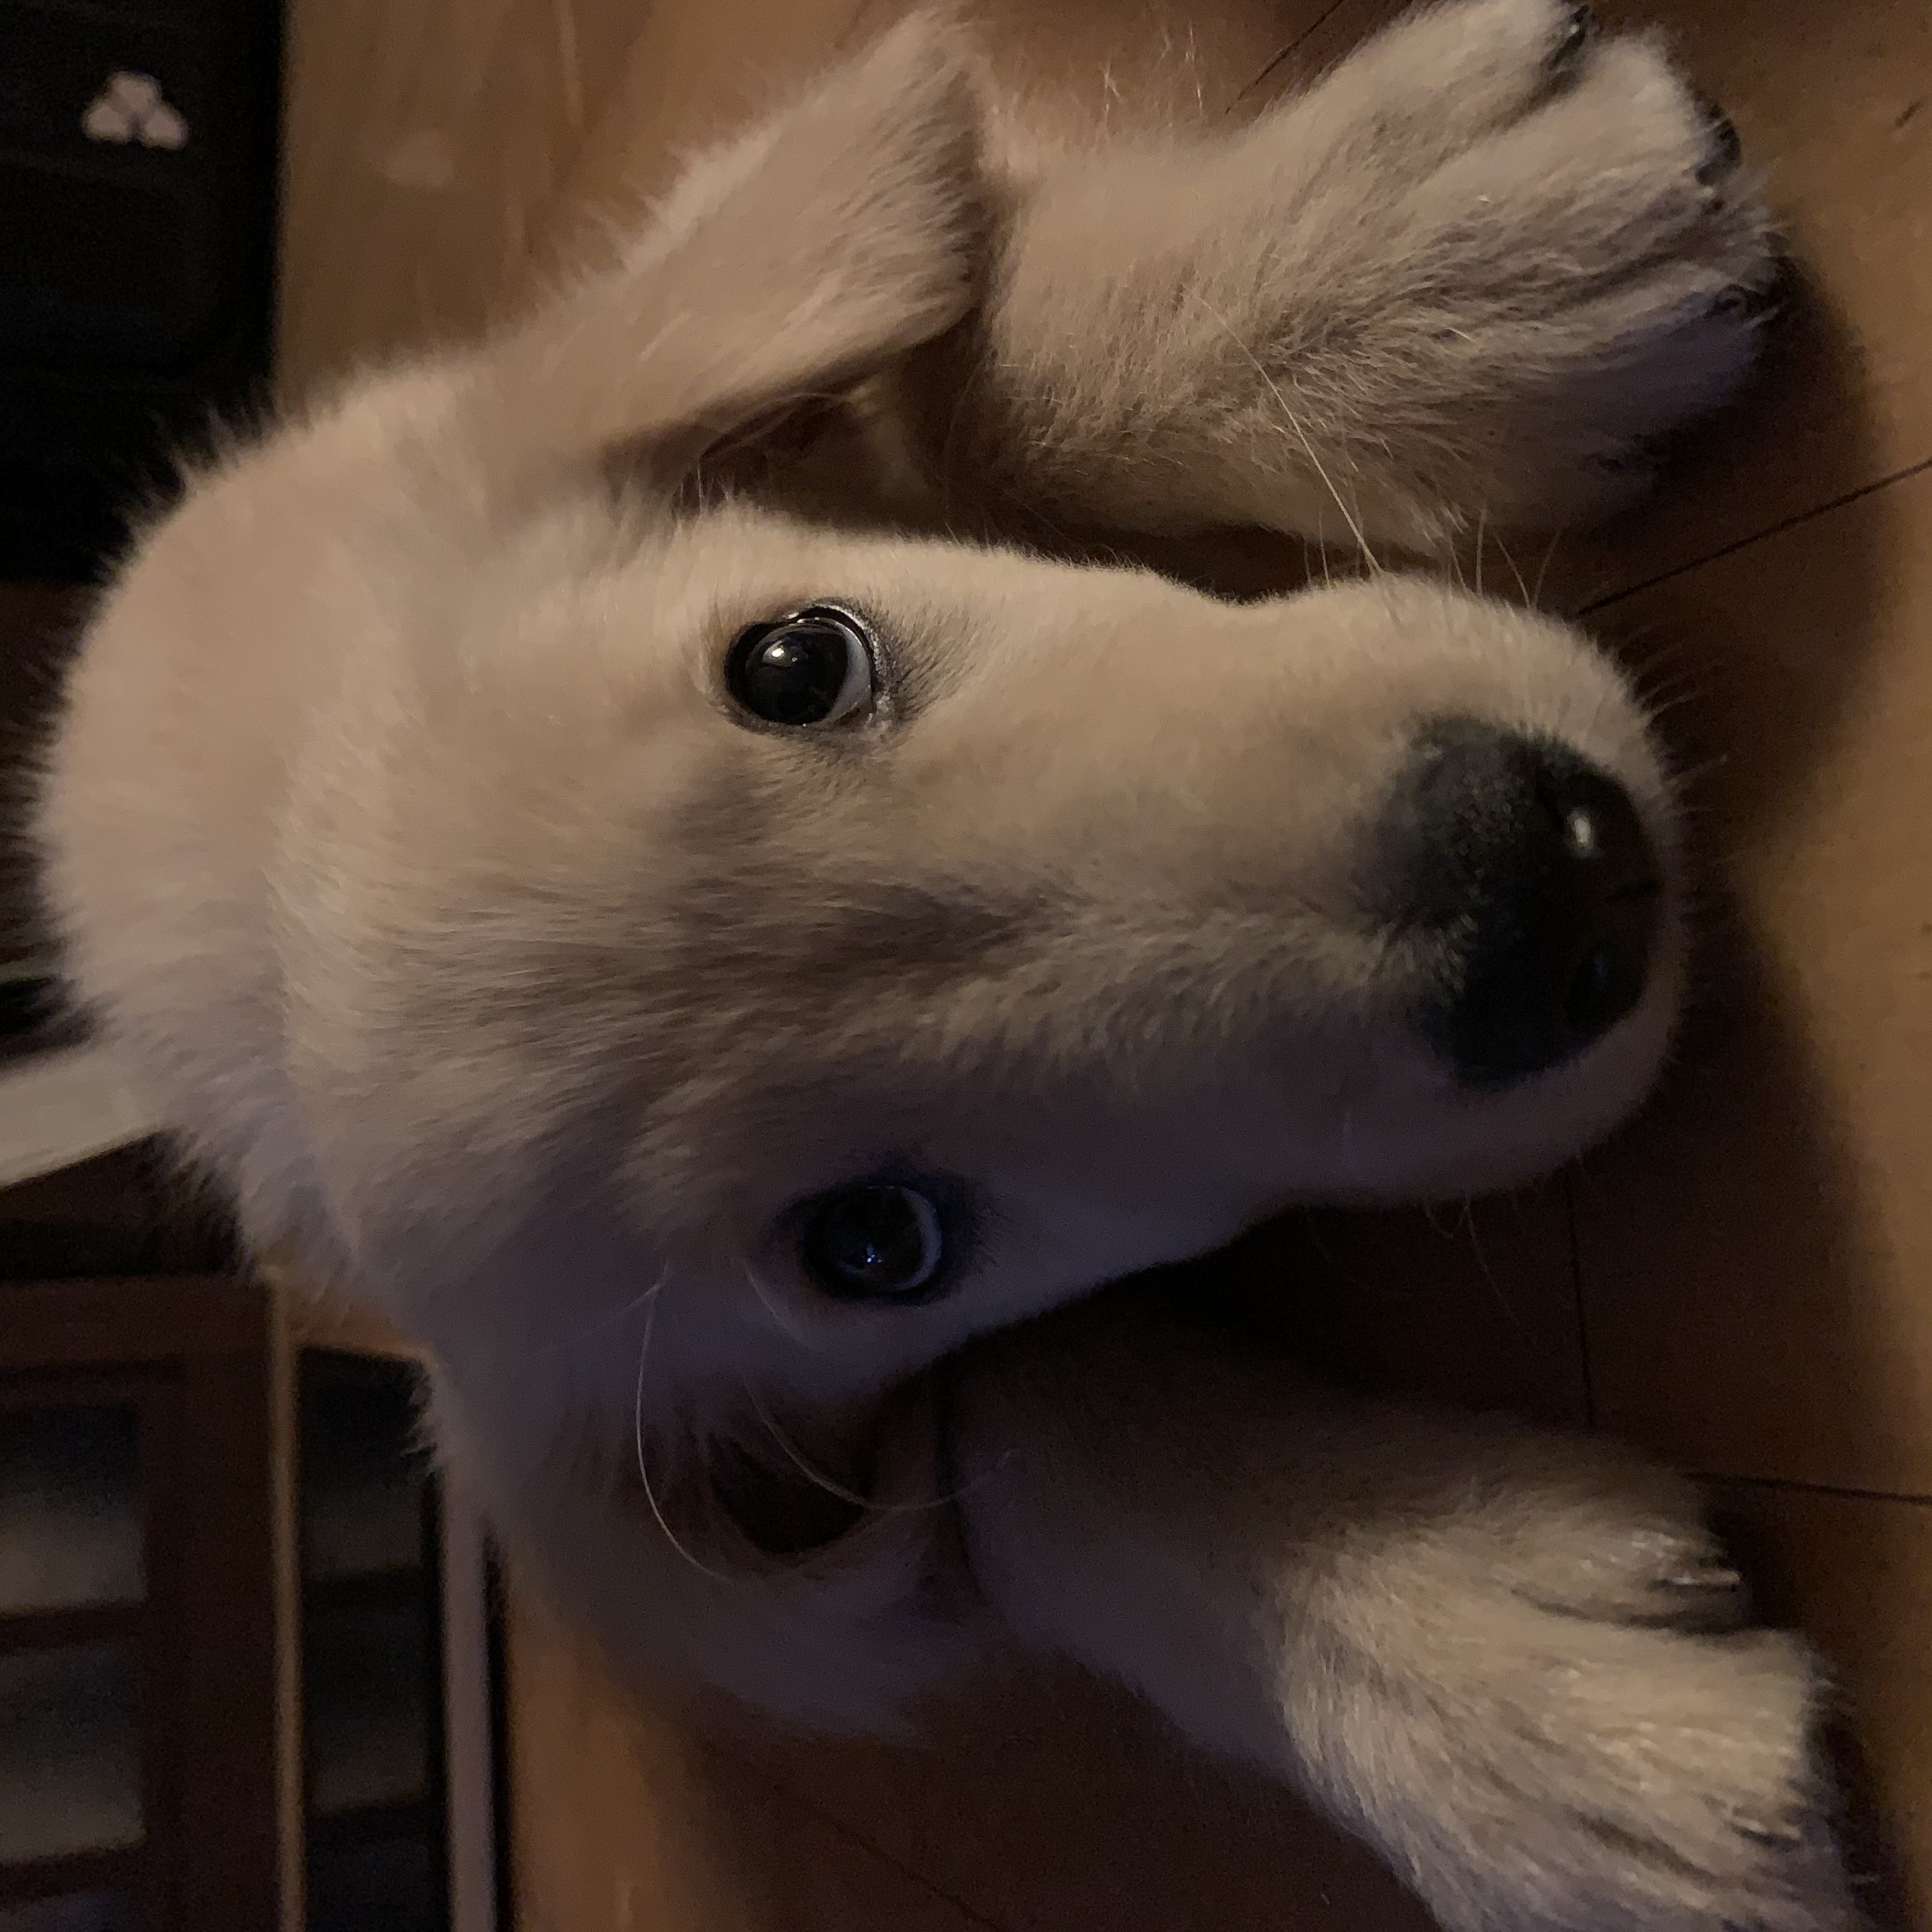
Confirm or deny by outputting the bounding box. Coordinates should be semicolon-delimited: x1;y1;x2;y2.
1385;719;1662;1088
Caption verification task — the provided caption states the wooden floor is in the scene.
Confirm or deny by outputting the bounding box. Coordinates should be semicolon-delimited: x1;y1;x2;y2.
276;1;1932;1926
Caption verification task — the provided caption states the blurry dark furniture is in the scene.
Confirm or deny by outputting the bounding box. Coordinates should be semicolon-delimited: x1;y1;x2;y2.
0;0;282;583
0;1149;273;1932
0;1149;505;1932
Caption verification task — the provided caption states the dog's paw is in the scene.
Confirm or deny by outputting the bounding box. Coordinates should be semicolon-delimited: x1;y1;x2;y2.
1319;1511;1866;1932
1444;1627;1860;1932
1239;0;1779;546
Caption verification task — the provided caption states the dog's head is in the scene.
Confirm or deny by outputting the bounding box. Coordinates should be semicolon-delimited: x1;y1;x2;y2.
40;19;1682;1652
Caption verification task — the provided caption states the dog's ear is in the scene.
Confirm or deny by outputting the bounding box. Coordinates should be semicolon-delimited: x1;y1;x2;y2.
465;11;985;493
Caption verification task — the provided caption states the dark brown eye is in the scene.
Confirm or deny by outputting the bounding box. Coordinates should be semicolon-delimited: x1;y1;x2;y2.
800;1185;946;1303
726;608;875;727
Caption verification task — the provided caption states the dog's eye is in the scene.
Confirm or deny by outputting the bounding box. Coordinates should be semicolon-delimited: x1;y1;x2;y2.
726;608;875;727
800;1185;945;1303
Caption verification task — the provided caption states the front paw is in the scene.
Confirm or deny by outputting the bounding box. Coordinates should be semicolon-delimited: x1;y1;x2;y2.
1245;0;1779;547
1461;1621;1855;1930
1313;1522;1864;1930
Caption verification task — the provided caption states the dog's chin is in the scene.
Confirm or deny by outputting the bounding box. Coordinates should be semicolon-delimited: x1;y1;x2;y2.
1300;981;1683;1208
1457;964;1685;1196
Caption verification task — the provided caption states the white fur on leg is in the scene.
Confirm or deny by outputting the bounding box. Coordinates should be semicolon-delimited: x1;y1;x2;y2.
950;1295;1862;1932
956;0;1777;549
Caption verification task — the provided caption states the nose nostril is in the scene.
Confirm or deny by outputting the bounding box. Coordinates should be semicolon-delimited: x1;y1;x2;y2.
1567;864;1663;1034
1565;928;1644;1039
1567;942;1620;1031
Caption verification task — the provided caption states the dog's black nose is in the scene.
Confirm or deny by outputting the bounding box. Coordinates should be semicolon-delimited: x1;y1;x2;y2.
1384;719;1663;1087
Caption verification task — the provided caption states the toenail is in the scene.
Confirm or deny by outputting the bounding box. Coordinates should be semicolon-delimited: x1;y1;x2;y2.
1599;436;1664;479
1662;1563;1745;1593
1737;1820;1807;1850
1713;280;1779;323
1551;0;1595;69
1692;89;1744;183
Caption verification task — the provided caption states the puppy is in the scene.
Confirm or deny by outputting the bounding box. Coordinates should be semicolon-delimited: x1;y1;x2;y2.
36;3;1860;1926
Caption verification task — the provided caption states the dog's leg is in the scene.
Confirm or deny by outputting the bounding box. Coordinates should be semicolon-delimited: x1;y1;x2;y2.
950;1293;1862;1932
940;0;1775;553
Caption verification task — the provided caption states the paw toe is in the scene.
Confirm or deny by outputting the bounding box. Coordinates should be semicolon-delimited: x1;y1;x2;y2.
1692;88;1746;184
1715;253;1791;323
1652;1554;1753;1629
1550;0;1595;75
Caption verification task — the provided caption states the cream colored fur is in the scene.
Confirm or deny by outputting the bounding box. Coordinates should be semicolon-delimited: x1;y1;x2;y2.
36;4;1859;1928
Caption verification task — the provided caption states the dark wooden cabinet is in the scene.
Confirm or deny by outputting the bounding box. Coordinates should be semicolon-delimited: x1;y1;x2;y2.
0;0;282;582
0;1275;279;1932
298;1352;453;1932
0;1153;507;1932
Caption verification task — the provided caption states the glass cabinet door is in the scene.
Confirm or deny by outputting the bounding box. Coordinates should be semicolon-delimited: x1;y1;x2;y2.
0;1644;142;1864
0;1397;151;1929
0;1409;142;1618
299;1353;450;1932
0;1266;279;1932
0;1894;138;1931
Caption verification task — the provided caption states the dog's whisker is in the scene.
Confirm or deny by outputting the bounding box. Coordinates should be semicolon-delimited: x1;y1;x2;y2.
1459;1197;1529;1342
741;1386;882;1512
1183;285;1381;571
741;1254;826;1351
1531;526;1567;610
1664;751;1733;792
1494;528;1533;608
632;1284;737;1584
738;1383;1001;1519
542;1262;671;1358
